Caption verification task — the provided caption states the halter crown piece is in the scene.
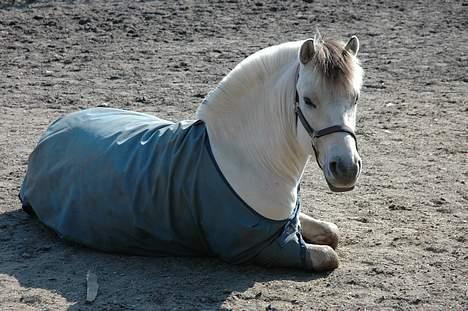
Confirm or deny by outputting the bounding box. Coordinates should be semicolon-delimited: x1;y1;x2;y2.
294;66;359;170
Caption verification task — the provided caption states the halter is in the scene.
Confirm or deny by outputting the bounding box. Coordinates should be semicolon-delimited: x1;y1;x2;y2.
294;67;358;170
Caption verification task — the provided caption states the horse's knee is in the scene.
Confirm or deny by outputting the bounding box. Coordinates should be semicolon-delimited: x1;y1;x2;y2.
305;244;339;272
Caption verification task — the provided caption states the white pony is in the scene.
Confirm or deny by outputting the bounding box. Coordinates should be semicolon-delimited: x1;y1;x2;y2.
20;33;363;272
197;33;363;270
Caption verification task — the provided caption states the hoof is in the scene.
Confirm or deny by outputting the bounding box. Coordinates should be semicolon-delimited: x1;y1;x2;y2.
305;244;339;272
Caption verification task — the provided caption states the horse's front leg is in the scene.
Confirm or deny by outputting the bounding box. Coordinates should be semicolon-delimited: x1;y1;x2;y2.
300;212;339;249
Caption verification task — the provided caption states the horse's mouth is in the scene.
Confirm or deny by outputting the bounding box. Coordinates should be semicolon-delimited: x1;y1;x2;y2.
326;180;355;192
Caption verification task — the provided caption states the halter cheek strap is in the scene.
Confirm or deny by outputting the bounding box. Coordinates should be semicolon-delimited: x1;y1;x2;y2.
294;95;358;170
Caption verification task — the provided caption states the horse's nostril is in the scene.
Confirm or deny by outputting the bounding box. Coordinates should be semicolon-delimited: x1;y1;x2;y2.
329;161;338;177
330;159;358;179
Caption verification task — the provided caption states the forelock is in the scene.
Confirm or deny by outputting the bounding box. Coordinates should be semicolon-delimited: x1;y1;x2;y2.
311;38;363;94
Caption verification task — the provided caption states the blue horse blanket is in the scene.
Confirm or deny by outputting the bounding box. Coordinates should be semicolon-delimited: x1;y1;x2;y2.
19;108;309;269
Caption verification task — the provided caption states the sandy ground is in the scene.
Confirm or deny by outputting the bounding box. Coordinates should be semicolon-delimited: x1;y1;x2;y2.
0;0;466;310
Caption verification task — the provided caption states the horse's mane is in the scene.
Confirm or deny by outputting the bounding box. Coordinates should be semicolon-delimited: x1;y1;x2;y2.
198;36;363;115
202;41;300;104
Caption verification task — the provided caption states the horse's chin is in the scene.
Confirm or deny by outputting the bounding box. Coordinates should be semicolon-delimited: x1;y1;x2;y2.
325;179;355;192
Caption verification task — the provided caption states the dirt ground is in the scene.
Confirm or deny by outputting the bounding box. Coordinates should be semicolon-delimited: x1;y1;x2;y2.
0;0;466;310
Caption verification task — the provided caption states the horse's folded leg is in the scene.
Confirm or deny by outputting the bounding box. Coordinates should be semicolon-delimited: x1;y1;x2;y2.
305;244;339;272
299;212;339;249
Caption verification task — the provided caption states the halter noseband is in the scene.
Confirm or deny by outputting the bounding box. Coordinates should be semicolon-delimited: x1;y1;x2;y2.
294;69;359;169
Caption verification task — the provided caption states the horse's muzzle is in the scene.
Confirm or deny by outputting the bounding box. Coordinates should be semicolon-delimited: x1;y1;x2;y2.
325;156;361;192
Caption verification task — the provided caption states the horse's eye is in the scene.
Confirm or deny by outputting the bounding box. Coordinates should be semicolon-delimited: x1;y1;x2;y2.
303;97;317;108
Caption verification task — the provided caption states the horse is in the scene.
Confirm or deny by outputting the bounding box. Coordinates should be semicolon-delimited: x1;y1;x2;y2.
19;33;363;272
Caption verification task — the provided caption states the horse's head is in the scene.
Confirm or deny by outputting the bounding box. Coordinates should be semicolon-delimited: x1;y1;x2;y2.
295;35;364;192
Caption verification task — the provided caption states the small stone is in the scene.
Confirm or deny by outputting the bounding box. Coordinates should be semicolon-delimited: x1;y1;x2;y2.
86;271;99;303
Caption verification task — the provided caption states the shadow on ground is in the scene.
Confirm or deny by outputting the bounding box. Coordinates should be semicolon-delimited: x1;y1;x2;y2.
0;209;328;309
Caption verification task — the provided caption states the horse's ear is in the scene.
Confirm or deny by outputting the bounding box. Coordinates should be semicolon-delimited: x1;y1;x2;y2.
299;39;315;65
344;35;359;56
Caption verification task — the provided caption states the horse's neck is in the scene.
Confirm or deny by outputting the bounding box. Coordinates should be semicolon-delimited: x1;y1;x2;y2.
197;47;309;220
